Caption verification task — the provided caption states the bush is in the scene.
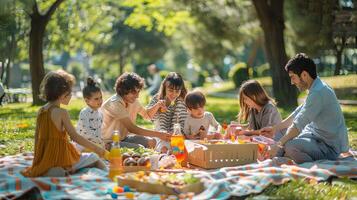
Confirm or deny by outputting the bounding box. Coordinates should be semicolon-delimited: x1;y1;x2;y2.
196;71;209;87
67;62;84;80
159;70;170;79
256;63;270;77
229;62;249;88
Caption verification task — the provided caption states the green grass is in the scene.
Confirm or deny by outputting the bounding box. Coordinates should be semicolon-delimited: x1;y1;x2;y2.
245;178;357;200
1;86;357;199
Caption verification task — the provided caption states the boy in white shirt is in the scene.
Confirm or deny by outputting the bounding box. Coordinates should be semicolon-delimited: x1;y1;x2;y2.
183;91;222;140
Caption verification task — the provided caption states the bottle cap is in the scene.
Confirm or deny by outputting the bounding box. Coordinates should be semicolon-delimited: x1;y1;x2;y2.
113;131;120;142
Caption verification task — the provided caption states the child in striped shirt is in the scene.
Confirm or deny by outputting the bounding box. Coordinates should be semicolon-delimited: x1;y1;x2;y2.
146;72;188;153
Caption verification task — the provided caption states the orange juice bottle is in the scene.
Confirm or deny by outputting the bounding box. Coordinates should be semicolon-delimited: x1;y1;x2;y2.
108;130;123;180
171;123;186;164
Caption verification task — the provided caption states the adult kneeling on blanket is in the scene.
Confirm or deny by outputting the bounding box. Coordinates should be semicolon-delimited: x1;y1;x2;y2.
261;53;349;164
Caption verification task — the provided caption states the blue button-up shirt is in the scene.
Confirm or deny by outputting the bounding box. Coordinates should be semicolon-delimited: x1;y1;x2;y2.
292;77;349;154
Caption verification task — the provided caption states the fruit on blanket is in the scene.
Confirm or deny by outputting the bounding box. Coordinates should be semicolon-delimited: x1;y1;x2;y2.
122;152;131;161
257;144;265;153
141;152;151;157
137;157;150;167
123;157;137;166
120;171;200;188
113;186;124;193
125;192;135;199
118;147;159;167
132;153;141;160
120;147;157;156
158;154;176;169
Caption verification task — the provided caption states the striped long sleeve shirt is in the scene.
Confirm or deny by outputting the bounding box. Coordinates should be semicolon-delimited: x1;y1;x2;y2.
147;94;188;133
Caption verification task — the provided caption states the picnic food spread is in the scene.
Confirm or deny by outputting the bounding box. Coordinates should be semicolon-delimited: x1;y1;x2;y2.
108;135;275;197
122;153;150;167
117;171;204;195
121;171;200;187
121;148;156;167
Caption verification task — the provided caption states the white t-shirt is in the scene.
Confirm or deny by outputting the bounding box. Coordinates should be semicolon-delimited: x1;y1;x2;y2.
76;107;104;147
183;111;220;137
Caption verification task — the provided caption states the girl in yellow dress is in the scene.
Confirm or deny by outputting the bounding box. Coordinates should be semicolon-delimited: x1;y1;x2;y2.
22;70;108;177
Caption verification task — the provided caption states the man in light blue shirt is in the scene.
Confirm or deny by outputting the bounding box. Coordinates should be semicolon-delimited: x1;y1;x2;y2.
262;53;349;163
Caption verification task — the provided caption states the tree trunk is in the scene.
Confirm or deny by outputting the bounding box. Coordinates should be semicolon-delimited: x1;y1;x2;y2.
333;36;345;76
4;31;16;88
119;50;126;75
252;0;297;107
5;56;11;88
29;0;64;105
334;48;342;75
0;59;4;81
29;15;46;105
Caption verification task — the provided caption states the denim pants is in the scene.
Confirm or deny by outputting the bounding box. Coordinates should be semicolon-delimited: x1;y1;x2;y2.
278;133;338;164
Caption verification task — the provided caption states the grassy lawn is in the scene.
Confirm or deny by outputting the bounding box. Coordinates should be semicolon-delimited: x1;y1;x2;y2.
1;87;356;199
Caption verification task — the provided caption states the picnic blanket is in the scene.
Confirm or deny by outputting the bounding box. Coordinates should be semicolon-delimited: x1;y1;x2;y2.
0;151;356;200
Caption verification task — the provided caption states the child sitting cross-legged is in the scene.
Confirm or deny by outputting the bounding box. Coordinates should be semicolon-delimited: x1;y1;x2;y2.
75;77;104;152
22;70;108;177
183;90;222;140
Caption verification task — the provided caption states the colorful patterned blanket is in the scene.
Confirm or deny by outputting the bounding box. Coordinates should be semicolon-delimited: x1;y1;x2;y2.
0;151;356;200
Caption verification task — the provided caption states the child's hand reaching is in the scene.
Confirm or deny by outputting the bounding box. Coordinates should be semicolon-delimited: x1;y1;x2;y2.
97;147;109;160
240;130;254;136
198;126;207;140
103;150;110;160
260;126;275;138
157;99;167;112
223;132;230;140
213;132;222;139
